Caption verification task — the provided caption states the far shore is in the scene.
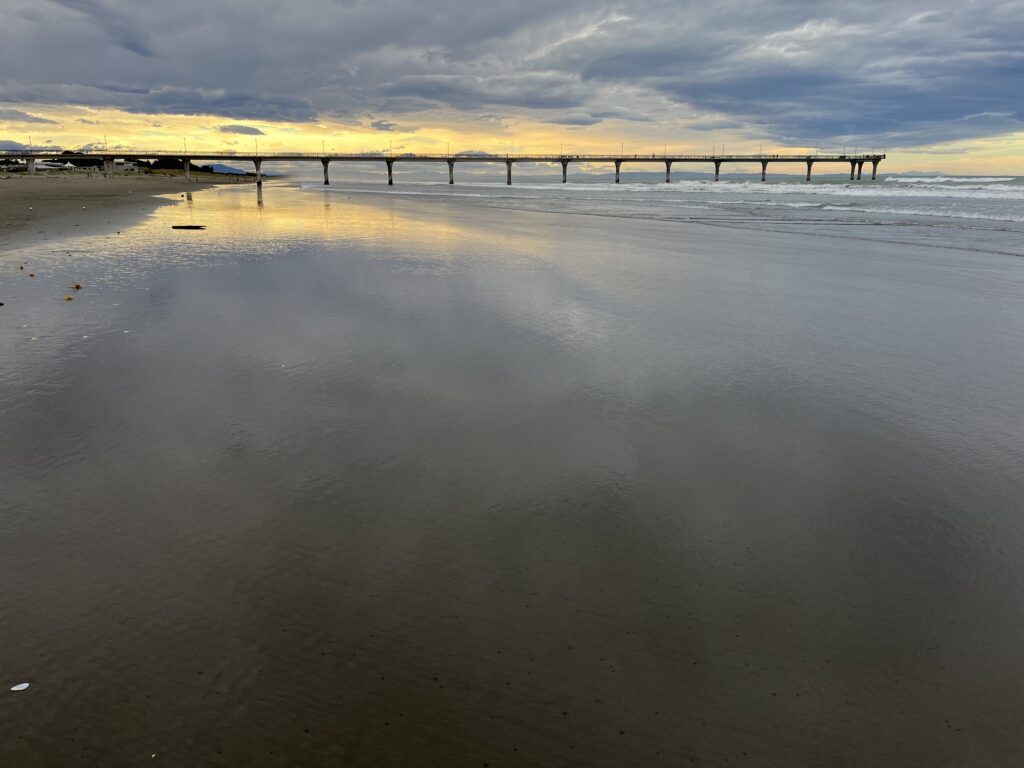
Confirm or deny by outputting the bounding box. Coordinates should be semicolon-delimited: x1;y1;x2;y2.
0;171;253;250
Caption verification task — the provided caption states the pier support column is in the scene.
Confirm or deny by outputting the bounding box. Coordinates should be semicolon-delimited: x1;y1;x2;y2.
849;162;856;181
104;157;115;178
805;160;813;181
614;160;621;183
856;161;864;180
321;159;330;185
714;160;721;182
386;160;394;186
760;160;768;183
254;158;263;187
871;160;880;180
447;159;454;184
561;160;568;183
665;160;672;183
505;160;512;186
26;158;35;176
184;158;192;183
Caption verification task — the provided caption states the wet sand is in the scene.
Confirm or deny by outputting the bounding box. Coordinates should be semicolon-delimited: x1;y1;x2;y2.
0;173;245;250
2;185;1024;766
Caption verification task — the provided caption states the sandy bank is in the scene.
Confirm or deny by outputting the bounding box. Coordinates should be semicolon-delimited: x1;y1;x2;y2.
0;173;248;250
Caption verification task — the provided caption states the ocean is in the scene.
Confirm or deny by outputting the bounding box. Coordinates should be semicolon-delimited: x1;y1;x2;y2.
310;171;1024;256
2;175;1023;766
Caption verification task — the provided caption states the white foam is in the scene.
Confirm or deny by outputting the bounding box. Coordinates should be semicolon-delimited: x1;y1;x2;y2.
823;205;1024;223
885;176;1015;184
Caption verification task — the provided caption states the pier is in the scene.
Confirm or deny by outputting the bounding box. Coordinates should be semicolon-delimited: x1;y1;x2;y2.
2;150;886;185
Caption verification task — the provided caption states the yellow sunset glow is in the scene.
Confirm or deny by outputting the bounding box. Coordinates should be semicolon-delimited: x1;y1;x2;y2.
5;104;1023;175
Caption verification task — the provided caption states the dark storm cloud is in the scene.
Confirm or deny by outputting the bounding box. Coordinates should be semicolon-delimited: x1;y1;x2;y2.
2;1;1021;145
48;0;157;56
545;113;604;126
380;72;590;110
217;124;265;135
0;108;57;124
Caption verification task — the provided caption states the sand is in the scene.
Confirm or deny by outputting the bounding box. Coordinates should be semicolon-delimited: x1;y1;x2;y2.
0;172;249;250
2;184;1023;766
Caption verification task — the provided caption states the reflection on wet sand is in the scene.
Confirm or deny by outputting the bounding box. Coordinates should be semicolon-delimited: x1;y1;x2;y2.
2;184;1024;767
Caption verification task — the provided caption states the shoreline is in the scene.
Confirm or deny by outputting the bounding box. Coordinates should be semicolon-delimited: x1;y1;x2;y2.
0;173;251;252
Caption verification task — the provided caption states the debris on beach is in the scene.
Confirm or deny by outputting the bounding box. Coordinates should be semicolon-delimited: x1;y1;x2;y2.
10;683;29;692
171;225;206;230
19;265;23;270
28;273;35;278
71;282;83;290
64;295;74;301
0;302;5;307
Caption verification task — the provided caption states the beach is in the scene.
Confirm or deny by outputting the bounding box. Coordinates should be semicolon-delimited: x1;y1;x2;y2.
2;180;1024;767
0;173;248;249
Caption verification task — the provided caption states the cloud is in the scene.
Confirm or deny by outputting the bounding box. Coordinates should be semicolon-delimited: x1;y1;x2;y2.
0;108;57;124
544;113;603;126
382;72;590;111
0;0;1019;147
217;124;265;135
47;0;157;56
140;87;317;122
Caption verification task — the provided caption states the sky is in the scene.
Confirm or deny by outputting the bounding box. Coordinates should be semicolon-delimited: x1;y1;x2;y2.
0;0;1022;173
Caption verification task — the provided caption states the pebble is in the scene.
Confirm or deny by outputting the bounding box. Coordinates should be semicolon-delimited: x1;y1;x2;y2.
10;683;29;692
